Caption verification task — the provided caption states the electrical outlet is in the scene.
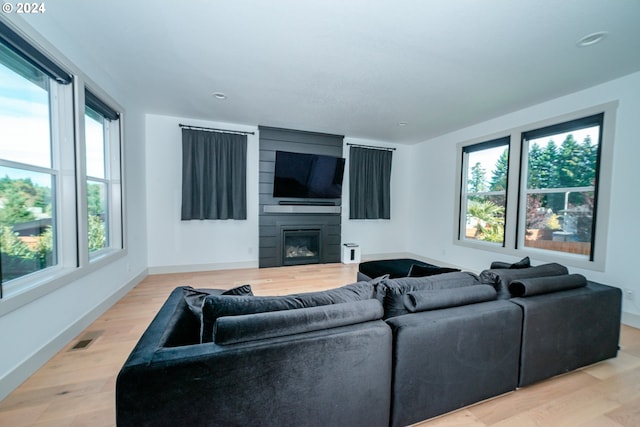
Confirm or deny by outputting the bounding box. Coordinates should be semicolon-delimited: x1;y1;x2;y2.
624;289;635;301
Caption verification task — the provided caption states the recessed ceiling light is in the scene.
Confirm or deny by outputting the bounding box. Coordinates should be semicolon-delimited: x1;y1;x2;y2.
398;121;409;126
212;92;227;100
577;31;608;47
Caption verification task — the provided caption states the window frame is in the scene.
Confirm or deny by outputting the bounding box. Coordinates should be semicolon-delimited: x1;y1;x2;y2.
83;96;123;260
459;136;510;247
454;102;617;271
517;113;604;261
0;18;126;316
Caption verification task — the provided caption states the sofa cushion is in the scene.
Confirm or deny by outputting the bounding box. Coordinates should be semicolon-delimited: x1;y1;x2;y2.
508;273;587;297
200;281;375;343
214;299;384;345
183;285;253;319
490;256;531;270
479;263;569;299
403;284;496;313
407;264;460;277
377;272;480;319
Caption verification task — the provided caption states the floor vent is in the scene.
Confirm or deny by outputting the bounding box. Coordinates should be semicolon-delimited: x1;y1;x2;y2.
69;330;103;351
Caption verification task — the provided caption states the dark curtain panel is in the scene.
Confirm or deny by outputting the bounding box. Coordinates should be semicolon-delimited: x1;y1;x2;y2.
181;129;247;220
349;146;392;219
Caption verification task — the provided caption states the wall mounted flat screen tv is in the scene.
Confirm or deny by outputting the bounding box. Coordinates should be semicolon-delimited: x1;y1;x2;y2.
273;150;345;199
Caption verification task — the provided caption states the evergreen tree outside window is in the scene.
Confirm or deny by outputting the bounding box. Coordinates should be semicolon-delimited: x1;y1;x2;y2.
456;107;612;270
521;114;602;259
460;137;509;245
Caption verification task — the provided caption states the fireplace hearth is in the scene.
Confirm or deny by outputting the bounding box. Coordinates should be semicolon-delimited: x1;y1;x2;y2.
282;229;321;266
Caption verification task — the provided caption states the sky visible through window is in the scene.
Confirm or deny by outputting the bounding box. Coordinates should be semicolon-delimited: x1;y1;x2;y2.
0;62;51;186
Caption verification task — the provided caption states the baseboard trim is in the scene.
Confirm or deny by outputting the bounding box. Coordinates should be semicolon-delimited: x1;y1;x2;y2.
148;260;258;275
622;312;640;329
0;268;148;401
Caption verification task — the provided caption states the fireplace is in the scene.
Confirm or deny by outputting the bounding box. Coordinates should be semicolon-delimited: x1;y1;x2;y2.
282;229;321;266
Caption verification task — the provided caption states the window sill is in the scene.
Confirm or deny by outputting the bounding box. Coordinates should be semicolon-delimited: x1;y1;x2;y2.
0;248;126;317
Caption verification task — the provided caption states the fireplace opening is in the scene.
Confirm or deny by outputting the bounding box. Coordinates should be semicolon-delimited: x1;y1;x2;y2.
282;229;321;266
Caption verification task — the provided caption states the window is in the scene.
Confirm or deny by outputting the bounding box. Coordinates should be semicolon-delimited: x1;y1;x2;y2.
0;20;124;304
455;104;615;270
520;114;602;259
0;36;61;284
84;91;121;256
460;137;509;245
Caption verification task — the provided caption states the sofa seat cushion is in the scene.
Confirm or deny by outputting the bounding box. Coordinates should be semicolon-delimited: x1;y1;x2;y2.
508;274;587;297
404;284;496;313
200;281;375;343
479;263;568;299
377;272;480;319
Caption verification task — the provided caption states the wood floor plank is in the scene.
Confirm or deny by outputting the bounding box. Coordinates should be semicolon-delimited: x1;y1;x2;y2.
0;263;638;427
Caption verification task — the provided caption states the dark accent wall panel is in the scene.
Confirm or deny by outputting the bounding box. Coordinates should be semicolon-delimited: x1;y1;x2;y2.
258;126;344;268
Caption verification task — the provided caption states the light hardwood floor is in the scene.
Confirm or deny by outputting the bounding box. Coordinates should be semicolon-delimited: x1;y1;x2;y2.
0;263;639;427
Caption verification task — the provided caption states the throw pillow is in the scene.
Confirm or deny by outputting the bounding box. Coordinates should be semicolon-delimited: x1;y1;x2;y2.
200;281;375;343
489;256;531;270
479;262;568;299
377;272;480;319
403;285;496;313
508;273;587;297
183;285;254;318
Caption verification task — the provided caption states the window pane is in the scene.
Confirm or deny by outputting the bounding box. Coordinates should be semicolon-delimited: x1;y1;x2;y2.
465;194;506;244
524;191;594;256
467;146;509;193
527;126;599;190
524;124;599;257
0;166;56;282
462;142;508;245
0;45;51;168
85;107;105;179
87;180;108;252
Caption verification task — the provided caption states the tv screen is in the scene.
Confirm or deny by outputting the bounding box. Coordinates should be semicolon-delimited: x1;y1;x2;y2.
273;151;345;199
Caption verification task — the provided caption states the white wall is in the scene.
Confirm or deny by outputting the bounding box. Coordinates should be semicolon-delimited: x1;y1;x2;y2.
0;18;149;399
408;71;640;325
341;137;412;258
145;114;259;272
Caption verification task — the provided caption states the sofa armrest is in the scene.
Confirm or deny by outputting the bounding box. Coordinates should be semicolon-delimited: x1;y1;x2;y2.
116;290;392;427
214;299;383;345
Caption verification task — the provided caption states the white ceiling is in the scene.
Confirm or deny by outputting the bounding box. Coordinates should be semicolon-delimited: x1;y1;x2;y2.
20;0;640;144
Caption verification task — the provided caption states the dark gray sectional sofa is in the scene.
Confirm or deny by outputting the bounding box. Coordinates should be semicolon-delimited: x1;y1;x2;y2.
116;262;622;427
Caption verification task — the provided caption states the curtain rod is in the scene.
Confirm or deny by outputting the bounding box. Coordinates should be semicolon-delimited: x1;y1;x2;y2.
179;123;255;136
346;143;396;151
